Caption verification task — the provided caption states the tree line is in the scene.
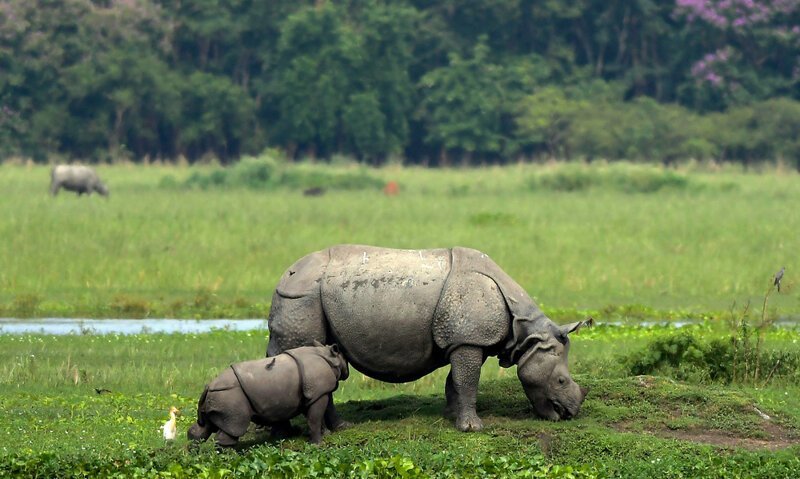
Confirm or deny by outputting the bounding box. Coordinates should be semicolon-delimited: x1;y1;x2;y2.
1;0;798;166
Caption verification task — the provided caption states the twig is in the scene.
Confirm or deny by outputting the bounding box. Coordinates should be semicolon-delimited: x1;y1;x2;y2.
763;359;781;386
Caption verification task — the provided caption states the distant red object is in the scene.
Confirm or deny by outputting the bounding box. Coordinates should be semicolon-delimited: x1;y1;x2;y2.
383;181;400;196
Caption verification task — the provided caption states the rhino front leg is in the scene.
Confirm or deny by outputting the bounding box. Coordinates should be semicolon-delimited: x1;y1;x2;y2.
447;345;485;432
306;395;329;444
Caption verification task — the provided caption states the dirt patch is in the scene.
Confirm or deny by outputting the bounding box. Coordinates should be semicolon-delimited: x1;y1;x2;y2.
615;419;800;451
658;423;799;451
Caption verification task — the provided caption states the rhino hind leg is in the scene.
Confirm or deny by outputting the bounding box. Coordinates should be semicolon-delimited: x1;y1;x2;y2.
187;422;215;441
215;430;239;447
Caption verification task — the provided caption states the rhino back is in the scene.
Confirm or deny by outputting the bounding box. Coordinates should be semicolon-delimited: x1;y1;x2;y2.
232;356;302;418
320;245;451;382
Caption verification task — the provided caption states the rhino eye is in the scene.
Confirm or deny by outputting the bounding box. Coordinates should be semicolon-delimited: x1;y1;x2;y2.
558;377;566;385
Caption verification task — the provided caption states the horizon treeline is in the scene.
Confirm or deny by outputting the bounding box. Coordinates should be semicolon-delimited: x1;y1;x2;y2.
1;0;799;167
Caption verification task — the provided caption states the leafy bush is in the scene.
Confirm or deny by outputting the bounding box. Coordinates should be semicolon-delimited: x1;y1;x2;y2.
229;156;280;188
179;154;383;191
534;166;596;192
605;166;689;193
624;332;800;384
278;168;384;191
529;164;693;194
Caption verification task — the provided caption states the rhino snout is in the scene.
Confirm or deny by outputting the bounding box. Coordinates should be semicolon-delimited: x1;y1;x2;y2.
524;381;587;421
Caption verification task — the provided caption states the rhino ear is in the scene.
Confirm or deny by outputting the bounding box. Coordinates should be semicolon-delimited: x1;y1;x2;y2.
500;332;551;367
312;339;324;347
560;317;593;336
329;344;340;356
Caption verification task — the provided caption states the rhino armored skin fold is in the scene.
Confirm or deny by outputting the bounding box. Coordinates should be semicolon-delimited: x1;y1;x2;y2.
267;245;589;432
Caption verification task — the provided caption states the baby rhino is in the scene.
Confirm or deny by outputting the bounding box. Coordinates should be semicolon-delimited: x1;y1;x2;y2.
188;342;349;445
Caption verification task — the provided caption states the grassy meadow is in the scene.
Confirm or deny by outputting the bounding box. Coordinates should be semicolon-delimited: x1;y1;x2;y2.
1;326;799;477
1;161;799;318
1;160;800;477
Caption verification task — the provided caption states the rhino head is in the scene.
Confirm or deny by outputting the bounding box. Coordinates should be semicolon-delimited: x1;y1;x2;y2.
312;340;350;381
503;318;589;420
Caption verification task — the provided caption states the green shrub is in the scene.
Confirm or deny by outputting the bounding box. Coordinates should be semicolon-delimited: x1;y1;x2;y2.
625;332;800;384
229;156;279;188
178;156;383;192
529;164;693;194
605;166;689;193
534;167;596;192
626;332;707;378
278;168;384;191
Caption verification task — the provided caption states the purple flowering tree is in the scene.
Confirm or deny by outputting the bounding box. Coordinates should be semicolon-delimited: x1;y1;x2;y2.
674;0;800;104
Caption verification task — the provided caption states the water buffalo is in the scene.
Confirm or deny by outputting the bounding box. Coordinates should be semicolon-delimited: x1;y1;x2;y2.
50;164;109;197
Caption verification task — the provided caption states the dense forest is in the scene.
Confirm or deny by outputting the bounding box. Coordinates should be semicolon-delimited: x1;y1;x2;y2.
1;0;799;166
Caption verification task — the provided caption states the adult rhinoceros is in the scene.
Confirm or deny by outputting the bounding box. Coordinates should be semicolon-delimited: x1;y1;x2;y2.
266;245;589;432
50;164;109;197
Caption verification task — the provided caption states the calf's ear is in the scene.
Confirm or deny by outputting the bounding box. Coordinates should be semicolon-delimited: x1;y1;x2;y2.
312;339;324;347
329;344;340;355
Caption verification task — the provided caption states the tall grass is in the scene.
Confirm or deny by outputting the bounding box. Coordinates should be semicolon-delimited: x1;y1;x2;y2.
1;161;798;317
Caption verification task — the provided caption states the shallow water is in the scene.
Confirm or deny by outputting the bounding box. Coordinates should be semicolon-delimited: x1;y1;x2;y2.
1;317;796;335
0;318;268;335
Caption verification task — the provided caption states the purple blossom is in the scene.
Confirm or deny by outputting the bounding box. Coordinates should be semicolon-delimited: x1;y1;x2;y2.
690;47;734;87
675;0;799;29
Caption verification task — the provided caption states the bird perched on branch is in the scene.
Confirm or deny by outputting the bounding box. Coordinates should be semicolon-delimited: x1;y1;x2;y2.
774;267;785;292
162;406;180;441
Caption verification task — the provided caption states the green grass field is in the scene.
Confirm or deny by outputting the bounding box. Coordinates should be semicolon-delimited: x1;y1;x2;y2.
1;327;799;477
1;161;799;318
2;161;800;477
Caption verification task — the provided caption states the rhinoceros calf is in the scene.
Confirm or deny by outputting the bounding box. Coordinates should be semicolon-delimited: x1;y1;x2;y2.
50;164;109;197
188;343;349;445
266;245;589;432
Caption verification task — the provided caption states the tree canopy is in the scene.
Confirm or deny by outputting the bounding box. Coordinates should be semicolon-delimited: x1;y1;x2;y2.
1;0;798;165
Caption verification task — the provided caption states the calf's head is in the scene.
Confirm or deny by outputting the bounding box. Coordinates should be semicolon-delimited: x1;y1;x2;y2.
512;320;588;420
312;341;350;381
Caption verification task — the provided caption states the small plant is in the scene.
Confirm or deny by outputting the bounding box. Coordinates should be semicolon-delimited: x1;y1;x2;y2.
728;267;789;384
625;268;796;385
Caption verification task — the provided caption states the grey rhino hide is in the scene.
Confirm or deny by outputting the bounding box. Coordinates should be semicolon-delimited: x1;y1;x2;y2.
273;245;544;380
442;247;541;363
232;347;343;415
267;245;589;428
203;346;344;437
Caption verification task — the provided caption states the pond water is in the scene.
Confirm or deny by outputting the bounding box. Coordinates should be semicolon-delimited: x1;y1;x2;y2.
0;318;268;335
0;317;796;335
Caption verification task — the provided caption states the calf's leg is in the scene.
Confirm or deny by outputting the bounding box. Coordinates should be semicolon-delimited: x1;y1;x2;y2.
306;395;330;444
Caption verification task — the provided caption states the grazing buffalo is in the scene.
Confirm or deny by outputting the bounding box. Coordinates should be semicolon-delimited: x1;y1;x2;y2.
50;165;109;197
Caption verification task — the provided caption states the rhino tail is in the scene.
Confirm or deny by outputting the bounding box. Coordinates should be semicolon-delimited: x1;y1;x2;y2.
187;384;215;441
196;384;209;426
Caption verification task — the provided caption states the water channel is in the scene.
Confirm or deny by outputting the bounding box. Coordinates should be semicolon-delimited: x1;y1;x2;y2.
0;318;268;335
0;317;797;335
